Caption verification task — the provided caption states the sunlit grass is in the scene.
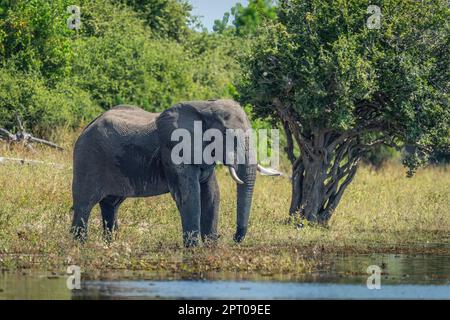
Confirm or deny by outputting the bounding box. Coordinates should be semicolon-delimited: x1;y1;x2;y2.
0;133;449;275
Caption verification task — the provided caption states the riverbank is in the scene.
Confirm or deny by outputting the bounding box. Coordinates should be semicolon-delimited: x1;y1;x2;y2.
0;140;449;274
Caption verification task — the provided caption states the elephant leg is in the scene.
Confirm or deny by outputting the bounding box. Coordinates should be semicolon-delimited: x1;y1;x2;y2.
165;166;202;247
71;198;99;243
201;171;220;244
100;196;125;241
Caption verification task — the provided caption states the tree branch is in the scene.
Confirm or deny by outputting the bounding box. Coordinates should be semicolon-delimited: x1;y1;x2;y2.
320;161;360;221
272;98;316;161
282;120;296;164
15;113;25;132
327;124;385;152
0;157;65;169
0;115;64;151
0;128;16;141
353;135;401;151
29;137;64;151
328;137;355;178
289;160;305;215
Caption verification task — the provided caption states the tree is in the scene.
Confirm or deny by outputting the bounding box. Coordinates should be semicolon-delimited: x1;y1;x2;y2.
213;0;277;36
239;0;449;223
213;11;231;34
0;0;75;81
113;0;193;41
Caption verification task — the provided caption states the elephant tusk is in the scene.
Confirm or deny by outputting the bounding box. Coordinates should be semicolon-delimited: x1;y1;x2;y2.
228;166;244;184
257;164;283;176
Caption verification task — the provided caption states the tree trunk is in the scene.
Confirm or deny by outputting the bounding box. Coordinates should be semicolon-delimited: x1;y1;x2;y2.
285;128;362;224
273;99;364;224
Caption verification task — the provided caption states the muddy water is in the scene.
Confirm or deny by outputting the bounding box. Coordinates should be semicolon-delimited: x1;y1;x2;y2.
0;253;449;299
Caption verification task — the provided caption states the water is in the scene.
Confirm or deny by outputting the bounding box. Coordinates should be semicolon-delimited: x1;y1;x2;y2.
75;281;450;300
1;253;449;299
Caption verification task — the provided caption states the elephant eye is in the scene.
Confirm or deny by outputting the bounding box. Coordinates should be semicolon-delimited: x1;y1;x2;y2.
224;114;231;121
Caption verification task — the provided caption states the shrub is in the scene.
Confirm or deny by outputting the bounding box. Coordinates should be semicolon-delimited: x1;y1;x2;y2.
0;68;100;134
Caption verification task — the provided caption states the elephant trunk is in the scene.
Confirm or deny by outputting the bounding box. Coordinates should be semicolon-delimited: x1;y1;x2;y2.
233;161;257;243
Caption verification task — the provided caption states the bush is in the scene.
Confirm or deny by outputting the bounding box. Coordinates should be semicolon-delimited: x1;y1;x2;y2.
0;68;100;135
0;0;240;134
0;0;75;81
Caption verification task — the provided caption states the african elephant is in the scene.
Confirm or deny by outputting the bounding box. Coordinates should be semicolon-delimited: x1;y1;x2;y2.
71;99;280;247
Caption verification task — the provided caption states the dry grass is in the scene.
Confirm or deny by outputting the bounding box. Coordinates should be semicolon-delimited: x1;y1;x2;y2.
0;132;449;276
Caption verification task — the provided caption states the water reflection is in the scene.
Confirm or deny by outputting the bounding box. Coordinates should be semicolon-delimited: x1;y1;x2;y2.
0;253;449;299
73;280;450;300
328;253;450;285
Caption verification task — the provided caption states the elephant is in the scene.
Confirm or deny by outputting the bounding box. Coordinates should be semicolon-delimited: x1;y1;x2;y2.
71;99;280;247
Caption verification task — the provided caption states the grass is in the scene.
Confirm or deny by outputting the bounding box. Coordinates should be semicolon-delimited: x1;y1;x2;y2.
0;132;449;277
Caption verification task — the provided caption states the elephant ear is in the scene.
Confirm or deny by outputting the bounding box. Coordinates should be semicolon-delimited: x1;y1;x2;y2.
156;103;206;151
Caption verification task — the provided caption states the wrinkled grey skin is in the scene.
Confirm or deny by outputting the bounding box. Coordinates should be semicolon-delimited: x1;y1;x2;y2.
71;100;256;247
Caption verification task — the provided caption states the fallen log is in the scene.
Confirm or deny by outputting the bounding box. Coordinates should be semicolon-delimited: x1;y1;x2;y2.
0;114;63;150
0;157;66;169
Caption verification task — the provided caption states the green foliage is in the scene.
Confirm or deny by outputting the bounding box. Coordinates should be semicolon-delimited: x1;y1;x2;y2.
113;0;193;41
183;32;243;98
0;67;99;134
213;12;231;34
0;0;75;81
70;1;189;110
239;0;449;173
214;0;277;36
0;0;240;134
232;0;277;36
71;0;238;111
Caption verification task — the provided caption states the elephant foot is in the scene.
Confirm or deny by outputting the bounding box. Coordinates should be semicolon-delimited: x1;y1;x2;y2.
71;226;87;244
202;233;220;247
233;226;248;243
183;232;201;248
103;230;114;244
183;239;200;248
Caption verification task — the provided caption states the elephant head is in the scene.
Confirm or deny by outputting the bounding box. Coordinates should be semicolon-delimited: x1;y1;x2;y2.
156;100;280;244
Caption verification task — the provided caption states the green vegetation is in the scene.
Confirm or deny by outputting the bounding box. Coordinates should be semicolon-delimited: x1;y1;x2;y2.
0;0;239;132
213;0;277;36
112;0;194;41
0;141;449;273
0;1;448;275
239;0;449;222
